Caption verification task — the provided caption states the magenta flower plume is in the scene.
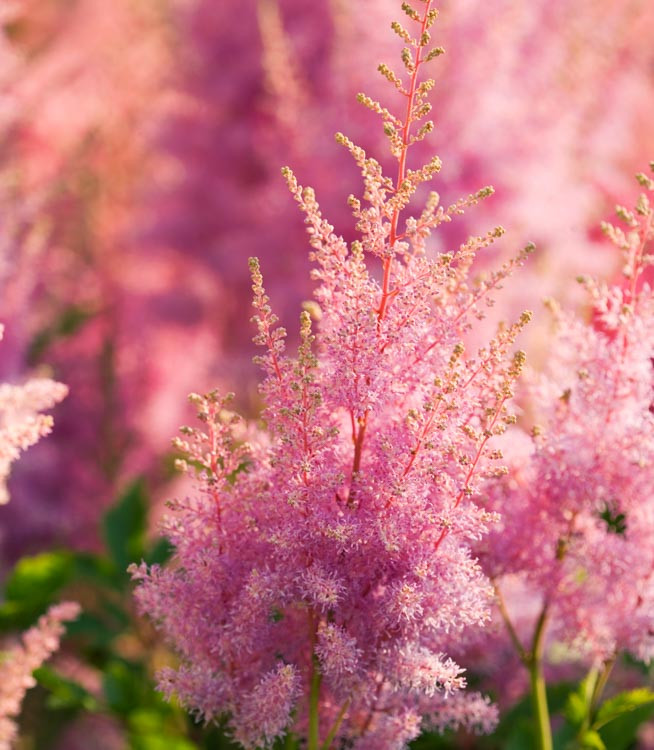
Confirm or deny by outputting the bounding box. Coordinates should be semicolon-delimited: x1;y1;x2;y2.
483;163;654;667
0;601;80;750
132;4;532;747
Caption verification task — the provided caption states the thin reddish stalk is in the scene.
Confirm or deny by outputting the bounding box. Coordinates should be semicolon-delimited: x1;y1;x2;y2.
377;1;433;324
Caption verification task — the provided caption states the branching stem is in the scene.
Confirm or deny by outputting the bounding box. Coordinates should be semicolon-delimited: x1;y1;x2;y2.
378;0;434;324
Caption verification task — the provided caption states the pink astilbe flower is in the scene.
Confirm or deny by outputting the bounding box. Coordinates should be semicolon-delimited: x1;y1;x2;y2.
0;325;67;505
145;0;654;388
0;601;80;750
132;4;532;747
143;0;406;389
232;664;302;749
482;164;654;674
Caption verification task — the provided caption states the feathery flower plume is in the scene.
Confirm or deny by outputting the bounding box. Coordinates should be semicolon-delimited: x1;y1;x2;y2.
146;0;654;387
132;3;532;747
0;325;67;506
481;163;654;748
0;601;80;750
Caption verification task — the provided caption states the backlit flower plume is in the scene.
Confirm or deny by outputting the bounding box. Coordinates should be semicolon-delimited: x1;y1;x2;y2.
0;325;67;506
132;3;532;746
0;601;80;750
482;163;654;677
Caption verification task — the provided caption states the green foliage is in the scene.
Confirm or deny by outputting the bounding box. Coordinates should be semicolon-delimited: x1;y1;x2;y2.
561;675;654;750
130;733;197;750
103;478;148;574
0;550;75;630
598;504;627;536
594;687;654;728
34;665;100;712
0;479;182;748
27;304;95;364
595;689;654;749
575;730;605;749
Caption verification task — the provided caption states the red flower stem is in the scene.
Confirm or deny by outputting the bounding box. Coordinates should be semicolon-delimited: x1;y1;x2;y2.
377;0;434;325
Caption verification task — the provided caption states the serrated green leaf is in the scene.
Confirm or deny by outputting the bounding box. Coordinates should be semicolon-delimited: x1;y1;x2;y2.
103;479;148;574
564;670;607;735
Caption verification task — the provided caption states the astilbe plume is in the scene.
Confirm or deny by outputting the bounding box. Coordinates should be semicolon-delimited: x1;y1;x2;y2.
0;601;80;750
479;164;654;706
0;324;67;506
131;4;533;747
146;0;654;390
143;0;404;388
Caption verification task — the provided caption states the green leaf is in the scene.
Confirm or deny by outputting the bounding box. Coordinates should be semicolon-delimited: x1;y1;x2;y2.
128;710;200;749
494;681;574;742
578;730;606;749
552;720;578;750
4;550;74;602
102;659;144;715
103;479;148;574
27;304;95;363
592;689;654;750
597;702;654;750
594;688;654;729
564;673;597;728
34;665;100;712
130;735;198;750
64;610;116;647
72;551;122;589
503;717;537;750
145;537;174;566
0;551;74;629
566;690;587;727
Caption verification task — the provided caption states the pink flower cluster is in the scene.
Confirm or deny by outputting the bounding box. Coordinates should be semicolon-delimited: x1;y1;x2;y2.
481;164;654;665
0;601;80;749
0;325;67;506
132;4;534;746
2;0;654;570
148;0;654;367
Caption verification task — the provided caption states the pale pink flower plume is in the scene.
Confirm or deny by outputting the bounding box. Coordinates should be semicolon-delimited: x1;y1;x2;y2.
0;325;67;506
481;165;654;667
0;601;80;750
